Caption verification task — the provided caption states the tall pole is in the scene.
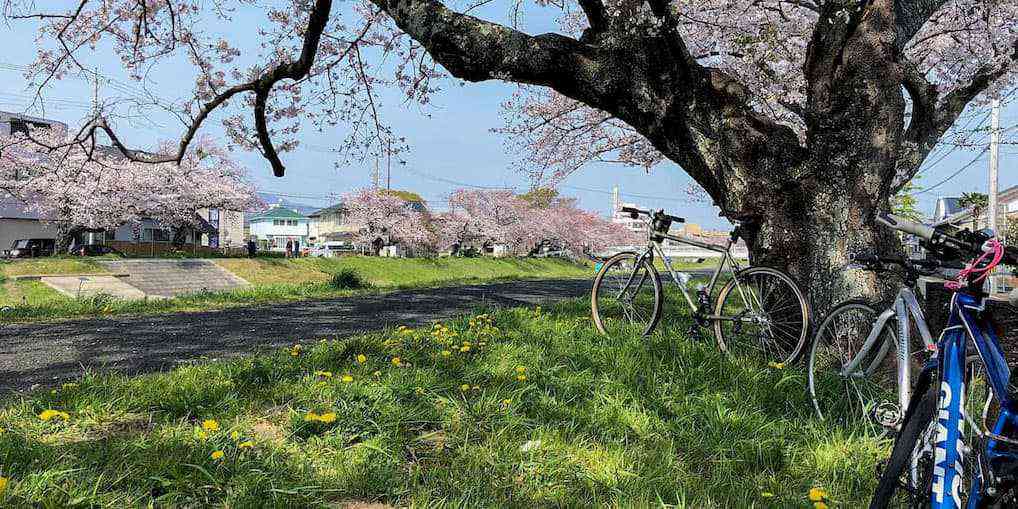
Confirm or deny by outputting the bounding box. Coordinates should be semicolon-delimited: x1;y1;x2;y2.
989;97;1001;234
987;98;1001;293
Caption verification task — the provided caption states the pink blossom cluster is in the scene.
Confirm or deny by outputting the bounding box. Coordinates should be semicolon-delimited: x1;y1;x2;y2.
0;129;261;231
343;187;635;256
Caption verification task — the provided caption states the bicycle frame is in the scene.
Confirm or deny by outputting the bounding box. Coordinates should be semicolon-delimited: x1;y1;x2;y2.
631;230;745;316
918;291;1018;508
840;286;936;412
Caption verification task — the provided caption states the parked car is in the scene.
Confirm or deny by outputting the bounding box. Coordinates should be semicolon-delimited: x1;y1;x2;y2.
311;241;356;257
75;244;123;257
8;238;56;258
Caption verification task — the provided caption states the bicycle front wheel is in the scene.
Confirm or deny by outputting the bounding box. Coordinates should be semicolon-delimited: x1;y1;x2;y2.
591;251;663;337
713;266;810;365
808;301;898;423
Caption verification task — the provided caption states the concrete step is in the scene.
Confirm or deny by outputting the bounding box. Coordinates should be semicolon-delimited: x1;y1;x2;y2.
97;259;250;298
40;275;148;300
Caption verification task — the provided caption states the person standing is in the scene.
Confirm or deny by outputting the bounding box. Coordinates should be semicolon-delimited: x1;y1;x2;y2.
286;239;293;258
247;237;257;257
294;239;300;258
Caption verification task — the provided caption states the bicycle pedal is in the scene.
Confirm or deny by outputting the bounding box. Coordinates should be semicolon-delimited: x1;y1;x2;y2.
871;402;903;431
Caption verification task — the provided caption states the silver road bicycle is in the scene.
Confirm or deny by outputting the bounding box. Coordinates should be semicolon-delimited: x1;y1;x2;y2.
808;253;942;427
590;207;812;365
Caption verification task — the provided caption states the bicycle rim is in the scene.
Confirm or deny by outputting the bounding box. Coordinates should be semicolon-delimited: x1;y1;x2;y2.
713;267;809;365
591;252;662;336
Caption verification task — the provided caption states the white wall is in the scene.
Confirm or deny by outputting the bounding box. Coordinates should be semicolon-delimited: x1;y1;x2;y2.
0;218;60;252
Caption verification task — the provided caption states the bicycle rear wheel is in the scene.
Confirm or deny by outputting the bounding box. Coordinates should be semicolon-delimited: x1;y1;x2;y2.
591;251;663;337
808;301;898;423
712;266;810;365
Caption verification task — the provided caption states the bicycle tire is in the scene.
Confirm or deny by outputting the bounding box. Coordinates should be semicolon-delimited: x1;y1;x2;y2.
808;300;898;422
713;266;811;365
591;251;663;337
869;384;937;508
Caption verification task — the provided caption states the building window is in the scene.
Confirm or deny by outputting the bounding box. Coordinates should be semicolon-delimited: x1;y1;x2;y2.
143;228;171;242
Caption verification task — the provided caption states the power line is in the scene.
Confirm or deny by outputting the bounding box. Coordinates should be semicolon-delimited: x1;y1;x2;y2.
918;148;988;195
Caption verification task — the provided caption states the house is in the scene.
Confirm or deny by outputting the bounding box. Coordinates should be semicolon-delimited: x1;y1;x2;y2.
0;113;66;252
307;202;359;247
248;204;310;252
0;196;60;254
934;186;1018;232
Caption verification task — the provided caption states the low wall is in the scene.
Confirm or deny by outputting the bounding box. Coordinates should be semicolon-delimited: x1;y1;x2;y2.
109;241;246;258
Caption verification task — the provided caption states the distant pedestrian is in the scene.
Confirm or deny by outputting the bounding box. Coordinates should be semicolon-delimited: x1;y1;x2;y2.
294;240;300;258
286;239;293;258
247;238;257;257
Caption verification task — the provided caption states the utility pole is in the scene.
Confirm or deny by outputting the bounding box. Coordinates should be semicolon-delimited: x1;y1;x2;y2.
989;97;1001;235
372;156;380;189
987;98;1001;293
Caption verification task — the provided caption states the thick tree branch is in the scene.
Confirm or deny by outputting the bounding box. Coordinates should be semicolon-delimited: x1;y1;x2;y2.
577;0;606;37
894;0;947;49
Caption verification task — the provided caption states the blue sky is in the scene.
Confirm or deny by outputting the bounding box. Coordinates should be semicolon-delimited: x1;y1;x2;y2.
0;3;1014;229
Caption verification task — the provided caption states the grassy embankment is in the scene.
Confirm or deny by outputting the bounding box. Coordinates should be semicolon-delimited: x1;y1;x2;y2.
0;256;591;322
0;297;881;507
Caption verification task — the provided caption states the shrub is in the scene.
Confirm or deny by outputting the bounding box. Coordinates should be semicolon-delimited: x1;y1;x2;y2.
328;269;366;289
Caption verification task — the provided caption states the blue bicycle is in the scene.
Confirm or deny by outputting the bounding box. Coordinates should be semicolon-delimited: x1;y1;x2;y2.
870;213;1018;508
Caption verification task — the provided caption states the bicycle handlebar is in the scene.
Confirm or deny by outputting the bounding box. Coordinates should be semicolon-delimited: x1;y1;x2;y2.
875;213;937;243
876;212;1018;266
620;207;685;224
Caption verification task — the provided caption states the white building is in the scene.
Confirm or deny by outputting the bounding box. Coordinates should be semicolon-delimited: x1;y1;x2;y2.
248;204;310;252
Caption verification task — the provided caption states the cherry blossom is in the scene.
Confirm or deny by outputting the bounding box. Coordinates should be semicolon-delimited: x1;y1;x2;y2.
0;128;260;232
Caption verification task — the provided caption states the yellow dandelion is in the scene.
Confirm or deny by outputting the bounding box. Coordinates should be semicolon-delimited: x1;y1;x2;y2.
238;440;255;449
201;419;220;432
357;354;367;364
290;344;301;357
768;361;786;369
460;384;471;392
230;430;240;441
304;411;320;422
392;357;402;367
460;345;470;353
516;366;526;374
0;477;8;495
210;450;225;460
342;374;354;383
318;412;337;423
502;399;512;406
314;370;333;378
517;374;527;382
808;488;827;502
441;350;452;357
415;387;425;395
38;409;69;421
196;429;208;440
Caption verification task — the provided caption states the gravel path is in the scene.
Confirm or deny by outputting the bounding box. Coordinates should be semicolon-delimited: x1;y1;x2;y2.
0;278;592;392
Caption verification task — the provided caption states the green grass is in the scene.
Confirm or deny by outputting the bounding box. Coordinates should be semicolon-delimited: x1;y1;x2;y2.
0;256;592;322
216;256;591;288
0;298;883;506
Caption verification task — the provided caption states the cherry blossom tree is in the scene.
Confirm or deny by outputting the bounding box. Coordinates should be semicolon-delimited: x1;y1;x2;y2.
437;189;633;256
0;128;260;237
342;188;433;252
6;0;1018;302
